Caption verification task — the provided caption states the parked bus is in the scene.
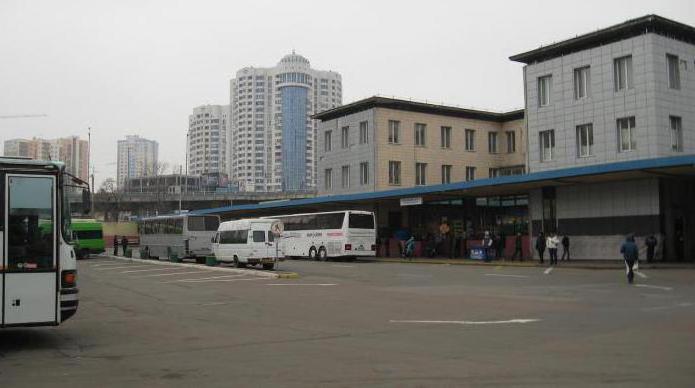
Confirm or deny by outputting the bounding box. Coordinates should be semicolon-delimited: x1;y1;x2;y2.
138;214;220;263
266;210;376;261
212;218;282;270
71;219;105;259
1;157;89;327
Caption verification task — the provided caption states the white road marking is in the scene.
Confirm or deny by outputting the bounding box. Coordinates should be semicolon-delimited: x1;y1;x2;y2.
91;262;131;267
174;278;266;284
634;271;648;279
544;267;553;275
199;302;234;306
95;265;153;271
642;302;693;312
120;267;183;274
635;284;673;291
162;274;248;283
332;265;355;268
484;274;529;278
133;270;211;278
266;283;337;286
389;319;541;325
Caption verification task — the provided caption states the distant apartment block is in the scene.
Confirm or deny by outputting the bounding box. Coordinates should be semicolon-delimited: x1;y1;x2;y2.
229;52;342;192
116;135;158;188
187;104;229;176
4;136;89;182
314;97;526;195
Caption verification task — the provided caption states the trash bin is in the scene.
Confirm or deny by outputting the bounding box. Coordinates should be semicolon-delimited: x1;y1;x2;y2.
169;254;182;263
205;256;217;266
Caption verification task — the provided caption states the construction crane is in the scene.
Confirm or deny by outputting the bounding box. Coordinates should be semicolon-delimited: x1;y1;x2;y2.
0;114;48;119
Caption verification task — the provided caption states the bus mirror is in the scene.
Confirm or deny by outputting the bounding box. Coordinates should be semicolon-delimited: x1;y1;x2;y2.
81;188;92;215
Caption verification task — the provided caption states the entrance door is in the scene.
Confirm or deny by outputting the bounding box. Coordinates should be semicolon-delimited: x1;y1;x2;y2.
2;175;58;326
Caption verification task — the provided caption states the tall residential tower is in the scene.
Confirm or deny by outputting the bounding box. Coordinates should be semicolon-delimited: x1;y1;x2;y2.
116;135;159;188
229;52;342;192
187;104;229;176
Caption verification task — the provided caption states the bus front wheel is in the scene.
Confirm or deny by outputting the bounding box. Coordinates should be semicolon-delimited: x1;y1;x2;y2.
234;256;246;268
318;247;328;261
308;247;318;261
262;263;274;271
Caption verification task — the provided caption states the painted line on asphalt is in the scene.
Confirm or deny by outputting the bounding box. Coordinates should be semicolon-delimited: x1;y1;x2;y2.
642;302;693;311
91;262;132;267
332;265;355;268
544;267;553;275
162;274;250;283
635;284;673;291
389;319;541;325
120;267;184;274
95;265;154;271
484;274;529;278
133;270;211;278
634;271;648;279
266;283;337;286
176;278;266;284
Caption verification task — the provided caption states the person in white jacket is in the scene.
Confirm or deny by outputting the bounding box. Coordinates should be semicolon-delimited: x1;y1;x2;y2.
546;232;560;265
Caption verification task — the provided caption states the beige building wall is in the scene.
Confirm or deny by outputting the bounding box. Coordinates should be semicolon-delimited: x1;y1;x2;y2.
373;108;526;190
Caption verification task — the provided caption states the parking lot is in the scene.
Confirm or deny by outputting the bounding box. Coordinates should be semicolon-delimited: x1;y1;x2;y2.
1;257;694;387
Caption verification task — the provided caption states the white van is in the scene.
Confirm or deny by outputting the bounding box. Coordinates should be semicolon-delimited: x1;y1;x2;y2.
212;219;283;270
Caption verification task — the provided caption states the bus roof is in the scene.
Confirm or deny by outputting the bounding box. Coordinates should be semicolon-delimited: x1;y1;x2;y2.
0;157;65;171
265;210;374;218
138;214;219;222
218;218;280;231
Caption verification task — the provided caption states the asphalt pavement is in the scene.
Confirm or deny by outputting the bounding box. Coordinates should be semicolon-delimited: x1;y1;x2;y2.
1;257;694;387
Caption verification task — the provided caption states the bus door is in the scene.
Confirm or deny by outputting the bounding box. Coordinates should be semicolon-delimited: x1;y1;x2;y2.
2;174;58;326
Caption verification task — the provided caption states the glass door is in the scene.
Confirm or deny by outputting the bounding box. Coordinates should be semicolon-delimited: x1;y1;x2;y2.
3;174;58;325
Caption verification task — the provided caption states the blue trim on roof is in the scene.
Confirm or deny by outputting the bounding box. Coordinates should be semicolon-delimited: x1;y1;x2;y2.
191;155;695;216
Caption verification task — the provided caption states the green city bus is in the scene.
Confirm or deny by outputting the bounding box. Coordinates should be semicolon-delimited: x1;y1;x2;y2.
72;219;105;258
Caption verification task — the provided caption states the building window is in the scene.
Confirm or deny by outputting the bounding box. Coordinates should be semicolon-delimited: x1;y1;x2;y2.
574;66;590;99
667;54;681;90
341;126;349;149
538;75;552;106
359;121;369;144
359;162;369;185
324;130;332;152
440;126;451;148
341;165;350;188
489;168;498;178
670;116;683;152
388;161;401;185
614;55;633;91
388;120;400;144
415;123;427;146
576;124;594;157
617;117;636;152
465;166;476;182
324;169;332;190
415;162;427;185
465;129;475;151
488;132;498;153
506;131;516;153
441;165;452;184
539;130;555;162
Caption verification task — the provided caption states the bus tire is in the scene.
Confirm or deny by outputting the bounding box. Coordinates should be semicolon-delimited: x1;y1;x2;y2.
195;257;205;264
234;256;246;268
318;247;328;261
308;247;318;261
262;263;274;271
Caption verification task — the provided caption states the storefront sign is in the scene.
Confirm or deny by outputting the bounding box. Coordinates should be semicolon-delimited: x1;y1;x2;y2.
400;197;423;207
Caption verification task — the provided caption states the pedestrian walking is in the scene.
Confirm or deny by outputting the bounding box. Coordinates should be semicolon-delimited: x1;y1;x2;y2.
482;231;494;262
547;232;560;265
645;234;657;263
511;233;523;261
403;236;416;259
620;235;639;284
561;234;570;261
535;232;546;264
113;235;119;256
121;235;129;256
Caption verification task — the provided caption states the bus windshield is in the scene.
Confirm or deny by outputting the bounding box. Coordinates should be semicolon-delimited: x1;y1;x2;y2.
348;213;375;229
61;181;73;242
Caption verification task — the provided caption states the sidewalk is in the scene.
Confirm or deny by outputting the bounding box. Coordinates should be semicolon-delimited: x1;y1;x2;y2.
362;257;695;270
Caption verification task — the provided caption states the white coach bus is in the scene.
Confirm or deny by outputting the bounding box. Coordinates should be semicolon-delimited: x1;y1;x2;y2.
267;210;376;261
1;157;89;327
138;214;220;263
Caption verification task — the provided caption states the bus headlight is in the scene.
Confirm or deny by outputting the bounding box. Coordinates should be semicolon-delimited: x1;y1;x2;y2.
62;270;77;288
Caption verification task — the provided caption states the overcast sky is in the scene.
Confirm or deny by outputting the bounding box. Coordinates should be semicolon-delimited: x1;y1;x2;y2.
1;0;693;187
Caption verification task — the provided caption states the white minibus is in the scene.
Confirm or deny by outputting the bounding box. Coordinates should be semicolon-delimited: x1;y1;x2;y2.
212;218;282;270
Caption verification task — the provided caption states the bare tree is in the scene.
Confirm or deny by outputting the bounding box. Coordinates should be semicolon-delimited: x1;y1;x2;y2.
154;161;170;176
98;178;116;193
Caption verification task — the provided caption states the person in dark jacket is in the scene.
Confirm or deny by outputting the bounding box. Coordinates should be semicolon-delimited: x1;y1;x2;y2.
113;235;119;256
511;233;523;261
620;235;639;284
561;235;570;261
121;236;129;256
535;232;546;264
645;235;657;263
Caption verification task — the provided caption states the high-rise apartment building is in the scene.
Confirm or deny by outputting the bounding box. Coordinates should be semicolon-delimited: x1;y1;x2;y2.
187;105;229;176
3;136;89;182
116;135;158;188
229;52;342;192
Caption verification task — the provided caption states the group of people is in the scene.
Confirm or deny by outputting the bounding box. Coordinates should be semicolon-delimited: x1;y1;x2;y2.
534;232;571;265
112;235;129;256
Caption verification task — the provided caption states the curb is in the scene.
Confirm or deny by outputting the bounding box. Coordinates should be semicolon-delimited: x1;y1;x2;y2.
362;258;695;270
100;255;299;279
